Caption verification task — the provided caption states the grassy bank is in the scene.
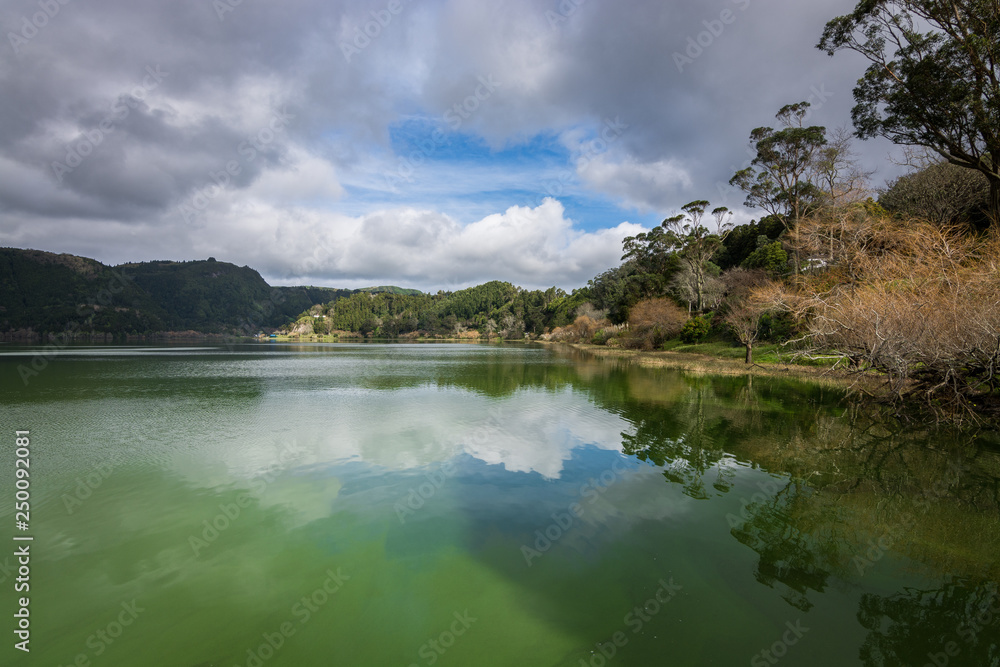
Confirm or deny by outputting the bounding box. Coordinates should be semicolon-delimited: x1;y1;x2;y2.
564;341;872;390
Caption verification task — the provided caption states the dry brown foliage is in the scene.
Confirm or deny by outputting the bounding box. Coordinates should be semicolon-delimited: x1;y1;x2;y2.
546;315;610;343
773;206;1000;418
624;298;688;350
721;269;779;364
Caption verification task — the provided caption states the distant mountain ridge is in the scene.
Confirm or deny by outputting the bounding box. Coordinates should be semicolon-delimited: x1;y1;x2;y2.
0;248;415;336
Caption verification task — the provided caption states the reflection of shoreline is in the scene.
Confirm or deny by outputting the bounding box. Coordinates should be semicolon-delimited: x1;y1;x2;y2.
557;342;874;389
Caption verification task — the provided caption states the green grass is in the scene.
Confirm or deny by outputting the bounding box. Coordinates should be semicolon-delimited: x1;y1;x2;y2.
659;337;841;368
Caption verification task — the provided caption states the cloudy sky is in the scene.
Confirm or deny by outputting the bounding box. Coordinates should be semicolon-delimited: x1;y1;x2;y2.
0;0;898;291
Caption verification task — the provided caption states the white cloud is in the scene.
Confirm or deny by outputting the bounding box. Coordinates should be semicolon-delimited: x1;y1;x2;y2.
579;154;694;213
196;197;642;290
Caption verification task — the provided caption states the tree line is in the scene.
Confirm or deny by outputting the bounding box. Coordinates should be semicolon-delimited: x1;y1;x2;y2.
293;0;1000;417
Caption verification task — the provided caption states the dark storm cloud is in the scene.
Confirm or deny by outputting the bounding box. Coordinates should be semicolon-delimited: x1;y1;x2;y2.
0;0;899;288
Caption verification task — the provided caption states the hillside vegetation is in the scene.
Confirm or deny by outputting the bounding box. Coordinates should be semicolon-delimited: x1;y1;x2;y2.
1;250;351;336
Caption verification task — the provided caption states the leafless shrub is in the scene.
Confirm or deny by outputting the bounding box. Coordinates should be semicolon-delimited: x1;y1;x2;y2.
575;302;608;321
670;266;725;313
547;315;610;343
772;207;1000;419
623;298;688;350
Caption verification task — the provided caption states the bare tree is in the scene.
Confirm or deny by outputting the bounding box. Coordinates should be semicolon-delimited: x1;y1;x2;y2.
722;268;775;364
766;211;1000;419
815;127;874;207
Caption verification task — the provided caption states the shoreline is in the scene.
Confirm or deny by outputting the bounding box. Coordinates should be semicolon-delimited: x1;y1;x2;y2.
560;342;877;390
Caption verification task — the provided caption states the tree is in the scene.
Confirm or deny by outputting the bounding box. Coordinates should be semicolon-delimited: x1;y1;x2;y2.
483;318;497;339
670;264;724;314
585;263;647;324
722;268;773;365
814;127;874;207
880;159;990;226
741;236;788;275
714;215;787;270
818;0;1000;223
730;103;827;273
764;211;1000;417
662;200;732;313
620;225;683;300
726;303;764;364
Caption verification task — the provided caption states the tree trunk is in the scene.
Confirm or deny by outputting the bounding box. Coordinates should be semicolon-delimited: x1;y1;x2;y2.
793;220;801;275
745;341;752;364
988;174;1000;227
694;262;704;313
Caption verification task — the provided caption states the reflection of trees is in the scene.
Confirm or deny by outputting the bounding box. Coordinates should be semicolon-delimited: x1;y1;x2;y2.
618;371;1000;561
729;479;849;612
620;384;736;499
857;580;1000;667
437;345;1000;584
438;345;1000;662
433;347;626;398
604;361;1000;665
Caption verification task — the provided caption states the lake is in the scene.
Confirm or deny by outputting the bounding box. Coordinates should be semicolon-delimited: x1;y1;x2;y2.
1;343;998;666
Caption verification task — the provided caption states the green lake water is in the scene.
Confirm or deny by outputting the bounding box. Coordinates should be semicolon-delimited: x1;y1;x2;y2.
1;342;998;666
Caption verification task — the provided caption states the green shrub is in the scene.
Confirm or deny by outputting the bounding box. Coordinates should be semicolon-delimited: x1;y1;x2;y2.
680;315;711;343
591;329;611;345
741;235;788;274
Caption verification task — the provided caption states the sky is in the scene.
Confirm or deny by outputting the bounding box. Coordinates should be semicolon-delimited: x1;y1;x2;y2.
0;0;901;292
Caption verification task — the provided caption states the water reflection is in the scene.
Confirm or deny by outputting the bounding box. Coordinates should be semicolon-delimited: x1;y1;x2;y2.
858;580;1000;666
570;350;1000;665
2;343;999;666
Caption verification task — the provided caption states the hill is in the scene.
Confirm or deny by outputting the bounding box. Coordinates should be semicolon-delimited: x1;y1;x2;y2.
0;248;169;335
0;248;376;336
0;247;578;340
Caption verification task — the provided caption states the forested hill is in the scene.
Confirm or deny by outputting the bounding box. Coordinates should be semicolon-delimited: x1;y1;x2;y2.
299;280;581;338
0;248;359;336
0;247;586;339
